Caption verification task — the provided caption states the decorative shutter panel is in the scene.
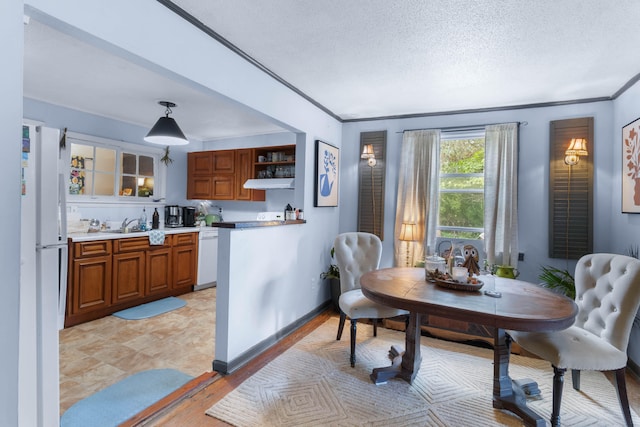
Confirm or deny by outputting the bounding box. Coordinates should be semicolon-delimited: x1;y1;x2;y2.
548;117;593;259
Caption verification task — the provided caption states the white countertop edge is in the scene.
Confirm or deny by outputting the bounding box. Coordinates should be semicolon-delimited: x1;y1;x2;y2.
68;226;206;242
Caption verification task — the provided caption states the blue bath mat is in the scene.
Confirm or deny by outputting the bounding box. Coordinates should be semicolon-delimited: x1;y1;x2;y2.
60;368;193;427
112;297;186;320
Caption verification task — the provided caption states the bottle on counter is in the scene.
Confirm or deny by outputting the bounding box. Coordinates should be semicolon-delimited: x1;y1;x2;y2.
284;203;293;220
152;208;160;229
139;207;147;231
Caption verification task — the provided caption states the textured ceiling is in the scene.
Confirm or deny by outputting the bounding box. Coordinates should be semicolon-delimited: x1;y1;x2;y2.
23;1;640;141
171;0;640;119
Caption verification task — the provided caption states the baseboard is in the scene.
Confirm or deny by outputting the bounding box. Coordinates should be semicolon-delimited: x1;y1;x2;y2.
213;300;331;374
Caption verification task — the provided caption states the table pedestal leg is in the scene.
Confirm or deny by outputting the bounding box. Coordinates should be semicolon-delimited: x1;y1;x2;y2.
370;312;421;384
493;328;545;427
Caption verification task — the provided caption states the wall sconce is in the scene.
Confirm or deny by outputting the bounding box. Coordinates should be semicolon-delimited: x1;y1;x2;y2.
137;177;146;187
144;101;189;146
399;222;418;267
564;138;588;166
361;144;377;167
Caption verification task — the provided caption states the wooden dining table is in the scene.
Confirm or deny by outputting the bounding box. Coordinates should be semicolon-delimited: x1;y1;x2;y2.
360;267;578;427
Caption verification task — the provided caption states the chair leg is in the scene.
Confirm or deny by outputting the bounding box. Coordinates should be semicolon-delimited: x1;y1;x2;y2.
373;319;378;337
336;312;346;341
551;365;566;427
350;319;357;367
613;367;633;427
571;369;580;391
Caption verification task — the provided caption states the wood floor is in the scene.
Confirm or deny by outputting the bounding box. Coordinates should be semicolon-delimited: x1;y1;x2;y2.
125;308;640;427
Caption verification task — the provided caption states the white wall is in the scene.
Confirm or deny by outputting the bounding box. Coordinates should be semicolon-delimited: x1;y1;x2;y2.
341;101;614;284
2;1;24;425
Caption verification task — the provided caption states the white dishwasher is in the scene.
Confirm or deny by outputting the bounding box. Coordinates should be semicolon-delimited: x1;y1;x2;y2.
195;227;218;290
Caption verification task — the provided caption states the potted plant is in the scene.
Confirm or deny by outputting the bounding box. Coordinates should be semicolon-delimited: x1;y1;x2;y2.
538;265;575;299
320;247;341;312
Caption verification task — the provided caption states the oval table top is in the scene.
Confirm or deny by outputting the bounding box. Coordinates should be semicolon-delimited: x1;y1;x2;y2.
360;267;578;332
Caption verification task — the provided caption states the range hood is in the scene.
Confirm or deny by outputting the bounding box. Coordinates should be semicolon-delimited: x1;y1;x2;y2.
243;178;295;190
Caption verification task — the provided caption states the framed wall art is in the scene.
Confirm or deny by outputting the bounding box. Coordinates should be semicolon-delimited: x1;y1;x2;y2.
623;116;640;213
314;140;339;207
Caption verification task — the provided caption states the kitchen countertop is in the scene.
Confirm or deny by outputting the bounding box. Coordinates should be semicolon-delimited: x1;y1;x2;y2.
212;219;306;229
68;226;205;242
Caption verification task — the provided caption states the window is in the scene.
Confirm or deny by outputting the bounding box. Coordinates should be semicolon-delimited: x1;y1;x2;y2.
438;131;485;239
68;133;163;201
120;152;155;197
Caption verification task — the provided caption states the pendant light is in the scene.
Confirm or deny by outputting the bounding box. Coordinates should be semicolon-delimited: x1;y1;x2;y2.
144;101;189;145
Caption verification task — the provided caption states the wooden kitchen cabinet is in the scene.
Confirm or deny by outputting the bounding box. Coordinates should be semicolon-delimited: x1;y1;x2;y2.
236;148;265;201
188;150;234;175
187;148;272;200
188;176;214;200
172;233;198;289
146;247;172;295
187;150;236;200
252;144;296;182
69;240;113;317
112;251;145;304
66;232;196;327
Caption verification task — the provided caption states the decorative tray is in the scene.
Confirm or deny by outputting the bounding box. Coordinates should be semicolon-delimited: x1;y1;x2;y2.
432;278;484;292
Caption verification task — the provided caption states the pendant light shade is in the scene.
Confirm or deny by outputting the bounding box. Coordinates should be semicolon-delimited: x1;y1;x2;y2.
144;101;189;146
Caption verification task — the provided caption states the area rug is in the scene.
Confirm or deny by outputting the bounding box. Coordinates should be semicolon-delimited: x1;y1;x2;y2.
206;317;640;426
61;368;193;427
112;296;186;320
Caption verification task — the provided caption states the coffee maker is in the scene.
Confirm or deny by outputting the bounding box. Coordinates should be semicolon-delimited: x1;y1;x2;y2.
182;206;197;227
165;205;182;228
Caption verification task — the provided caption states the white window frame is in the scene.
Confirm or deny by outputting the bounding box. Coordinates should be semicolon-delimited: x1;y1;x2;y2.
65;131;166;205
437;129;485;238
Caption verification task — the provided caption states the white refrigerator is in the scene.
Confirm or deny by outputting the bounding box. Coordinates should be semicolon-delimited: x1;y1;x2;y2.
20;123;66;426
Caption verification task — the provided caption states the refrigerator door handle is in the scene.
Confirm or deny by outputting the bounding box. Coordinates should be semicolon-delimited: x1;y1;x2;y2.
58;173;67;242
58;245;68;330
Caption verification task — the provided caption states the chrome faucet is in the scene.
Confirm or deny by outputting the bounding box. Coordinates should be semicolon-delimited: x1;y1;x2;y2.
121;218;138;230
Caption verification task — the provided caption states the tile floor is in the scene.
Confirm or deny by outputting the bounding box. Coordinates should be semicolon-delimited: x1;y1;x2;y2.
59;287;216;414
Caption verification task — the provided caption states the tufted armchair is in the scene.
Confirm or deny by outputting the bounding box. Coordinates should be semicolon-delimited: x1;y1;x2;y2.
509;253;640;427
333;232;408;367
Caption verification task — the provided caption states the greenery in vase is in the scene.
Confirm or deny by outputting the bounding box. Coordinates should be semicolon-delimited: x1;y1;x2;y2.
538;265;575;300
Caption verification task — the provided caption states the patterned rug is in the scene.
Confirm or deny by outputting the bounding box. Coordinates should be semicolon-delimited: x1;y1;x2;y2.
206;317;639;426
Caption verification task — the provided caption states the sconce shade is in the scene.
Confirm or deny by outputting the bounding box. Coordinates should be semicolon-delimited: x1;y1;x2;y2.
399;222;418;241
144;101;189;146
361;144;375;159
565;138;588;157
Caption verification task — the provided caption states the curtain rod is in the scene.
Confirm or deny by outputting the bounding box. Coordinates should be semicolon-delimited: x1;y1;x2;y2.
398;121;527;134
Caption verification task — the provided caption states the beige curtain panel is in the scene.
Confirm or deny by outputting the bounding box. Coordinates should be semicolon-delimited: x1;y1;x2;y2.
484;122;519;267
394;130;441;267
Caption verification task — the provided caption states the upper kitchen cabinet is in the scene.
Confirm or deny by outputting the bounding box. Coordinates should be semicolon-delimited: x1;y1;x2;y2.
189;150;235;176
252;145;296;180
236;149;265;201
187;148;265;201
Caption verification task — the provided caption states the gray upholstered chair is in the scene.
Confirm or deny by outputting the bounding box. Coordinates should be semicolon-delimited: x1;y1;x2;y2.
333;232;408;367
509;253;640;427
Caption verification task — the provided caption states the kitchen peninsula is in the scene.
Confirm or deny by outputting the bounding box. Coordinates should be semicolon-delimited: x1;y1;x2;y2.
212;218;309;374
213;219;306;229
